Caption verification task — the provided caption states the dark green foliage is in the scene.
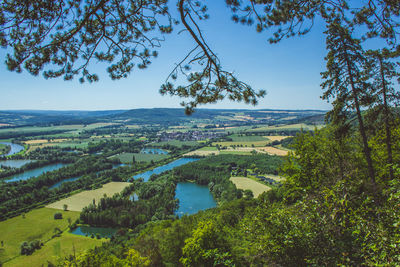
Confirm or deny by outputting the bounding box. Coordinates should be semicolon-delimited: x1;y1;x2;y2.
53;213;62;220
20;240;42;255
0;155;132;220
79;175;179;229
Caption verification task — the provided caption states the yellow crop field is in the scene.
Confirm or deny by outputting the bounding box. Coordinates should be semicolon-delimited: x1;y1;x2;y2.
46;182;131;211
212;141;269;147
184;150;220;156
265;135;292;141
258;146;289;156
230;177;271;197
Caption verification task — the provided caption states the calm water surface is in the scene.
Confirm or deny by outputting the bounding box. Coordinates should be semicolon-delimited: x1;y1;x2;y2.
5;163;69;183
0;159;33;168
175;182;216;217
132;158;199;182
71;226;117;238
0;142;24;156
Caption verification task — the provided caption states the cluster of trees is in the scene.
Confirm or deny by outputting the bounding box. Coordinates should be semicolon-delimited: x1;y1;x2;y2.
20;240;42;255
0;143;11;156
80;176;178;228
0;156;132;220
86;139;144;155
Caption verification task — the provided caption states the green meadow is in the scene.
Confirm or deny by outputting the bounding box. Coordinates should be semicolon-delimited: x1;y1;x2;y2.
0;208;82;264
112;152;169;163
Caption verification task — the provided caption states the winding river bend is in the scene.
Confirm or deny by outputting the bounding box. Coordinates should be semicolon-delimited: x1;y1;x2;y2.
0;142;24;156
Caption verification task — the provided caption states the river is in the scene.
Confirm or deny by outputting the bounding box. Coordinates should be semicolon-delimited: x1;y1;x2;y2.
4;163;69;183
0;142;24;156
0;159;33;168
132;158;199;182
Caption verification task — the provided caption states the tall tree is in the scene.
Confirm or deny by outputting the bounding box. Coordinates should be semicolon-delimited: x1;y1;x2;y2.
321;20;376;189
364;49;400;180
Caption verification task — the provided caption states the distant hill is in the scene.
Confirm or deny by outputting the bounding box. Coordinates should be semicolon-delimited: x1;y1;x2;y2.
0;108;326;127
108;108;327;125
0;110;126;126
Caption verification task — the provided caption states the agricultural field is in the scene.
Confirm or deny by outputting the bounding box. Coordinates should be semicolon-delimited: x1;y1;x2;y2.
227;134;269;142
47;182;131;211
230;177;271;197
112;152;169;163
25;140;93;153
184;147;220;157
257;146;290;156
0;208;80;264
152;140;199;147
184;144;290;157
265;135;292;141
213;140;269;148
0;123;117;137
248;123;324;132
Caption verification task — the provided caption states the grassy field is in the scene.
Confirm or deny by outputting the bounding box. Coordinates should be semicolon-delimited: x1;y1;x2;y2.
0;123;117;136
213;140;269;147
230;177;271;197
152;140;199;147
112;152;169;163
47;182;131;211
220;150;253;155
228;134;269;142
197;146;218;151
0;208;80;264
4;232;103;267
25;141;92;153
248;123;324;132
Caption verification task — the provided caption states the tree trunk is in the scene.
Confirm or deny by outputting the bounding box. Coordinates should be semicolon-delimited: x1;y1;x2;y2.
345;56;377;190
378;56;394;180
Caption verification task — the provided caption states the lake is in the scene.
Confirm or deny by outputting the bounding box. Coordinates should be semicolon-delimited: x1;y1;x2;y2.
70;226;117;238
0;142;24;156
175;182;217;217
132;158;199;182
0;159;33;168
4;163;69;183
140;148;168;155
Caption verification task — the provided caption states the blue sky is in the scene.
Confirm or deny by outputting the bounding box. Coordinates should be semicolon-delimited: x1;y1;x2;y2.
0;1;331;111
